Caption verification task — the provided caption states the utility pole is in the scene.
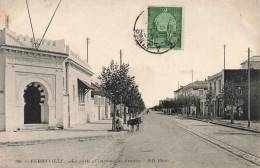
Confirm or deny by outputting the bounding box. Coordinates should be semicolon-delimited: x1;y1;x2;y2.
119;49;126;124
5;15;9;29
120;49;122;68
224;45;226;70
222;44;226;117
192;69;193;83
86;37;90;63
247;48;251;127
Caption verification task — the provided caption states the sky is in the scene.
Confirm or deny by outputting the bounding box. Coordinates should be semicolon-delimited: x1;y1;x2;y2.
0;0;260;108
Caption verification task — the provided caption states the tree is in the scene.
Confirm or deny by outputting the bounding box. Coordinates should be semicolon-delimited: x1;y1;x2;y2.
98;60;145;130
176;95;188;115
162;100;170;114
98;60;130;130
190;95;201;118
223;80;242;124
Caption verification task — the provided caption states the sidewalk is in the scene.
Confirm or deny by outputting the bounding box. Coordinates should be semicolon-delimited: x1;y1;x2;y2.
0;119;128;144
176;114;260;133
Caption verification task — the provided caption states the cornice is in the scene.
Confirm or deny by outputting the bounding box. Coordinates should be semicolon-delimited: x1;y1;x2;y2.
0;44;68;59
66;58;94;76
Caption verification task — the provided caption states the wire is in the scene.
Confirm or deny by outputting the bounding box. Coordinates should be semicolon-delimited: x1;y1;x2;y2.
38;0;62;49
26;0;37;49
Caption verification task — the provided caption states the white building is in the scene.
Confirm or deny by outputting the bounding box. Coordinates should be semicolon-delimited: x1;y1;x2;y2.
63;48;93;127
173;80;208;116
0;28;98;131
0;28;67;131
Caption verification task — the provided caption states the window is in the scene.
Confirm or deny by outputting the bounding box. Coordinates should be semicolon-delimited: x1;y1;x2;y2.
78;81;86;104
199;90;203;96
101;97;105;105
219;80;221;92
214;82;216;94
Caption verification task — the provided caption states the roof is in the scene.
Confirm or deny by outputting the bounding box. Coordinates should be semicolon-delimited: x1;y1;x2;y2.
241;56;260;64
0;44;68;57
208;71;223;81
174;80;208;93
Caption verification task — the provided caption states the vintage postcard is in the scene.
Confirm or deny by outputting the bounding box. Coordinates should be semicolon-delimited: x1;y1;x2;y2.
0;0;260;168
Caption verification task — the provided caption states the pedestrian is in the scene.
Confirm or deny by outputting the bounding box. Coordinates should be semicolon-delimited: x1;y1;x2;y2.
116;110;119;117
115;115;124;131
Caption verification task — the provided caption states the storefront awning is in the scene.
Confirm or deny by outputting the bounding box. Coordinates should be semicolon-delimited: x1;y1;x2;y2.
78;79;93;93
91;83;105;96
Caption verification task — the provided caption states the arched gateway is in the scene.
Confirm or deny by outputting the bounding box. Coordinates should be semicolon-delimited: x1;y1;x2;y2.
23;82;49;124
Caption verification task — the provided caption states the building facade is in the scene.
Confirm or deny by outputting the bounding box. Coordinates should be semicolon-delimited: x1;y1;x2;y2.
208;69;260;120
207;71;224;118
90;83;114;122
0;28;68;131
173;80;208;115
63;48;94;128
240;56;260;69
0;28;111;131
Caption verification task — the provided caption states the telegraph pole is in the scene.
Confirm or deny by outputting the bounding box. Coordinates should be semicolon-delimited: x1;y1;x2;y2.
247;48;251;127
224;45;226;70
222;44;226;117
192;69;193;83
86;37;90;63
5;15;9;29
120;50;123;68
119;50;126;124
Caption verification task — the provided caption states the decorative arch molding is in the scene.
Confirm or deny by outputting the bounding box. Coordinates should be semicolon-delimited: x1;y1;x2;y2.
18;77;53;106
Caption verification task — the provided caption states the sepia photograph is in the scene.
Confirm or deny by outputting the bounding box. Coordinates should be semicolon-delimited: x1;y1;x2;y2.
0;0;260;167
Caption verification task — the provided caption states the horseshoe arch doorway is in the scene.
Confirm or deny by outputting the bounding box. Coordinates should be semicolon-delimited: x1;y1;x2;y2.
23;82;49;124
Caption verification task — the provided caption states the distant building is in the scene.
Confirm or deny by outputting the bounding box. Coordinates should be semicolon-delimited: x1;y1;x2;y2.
90;83;111;122
173;87;183;99
208;69;260;120
173;80;208;115
240;56;260;69
207;71;224;118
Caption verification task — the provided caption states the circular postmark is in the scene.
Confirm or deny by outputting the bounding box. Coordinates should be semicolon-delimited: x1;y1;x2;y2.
133;7;183;54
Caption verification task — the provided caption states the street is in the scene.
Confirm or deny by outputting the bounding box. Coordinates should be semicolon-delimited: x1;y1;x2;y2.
0;111;259;168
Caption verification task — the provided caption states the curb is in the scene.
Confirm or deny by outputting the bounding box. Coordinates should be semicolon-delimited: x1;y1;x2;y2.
179;116;260;134
0;130;128;146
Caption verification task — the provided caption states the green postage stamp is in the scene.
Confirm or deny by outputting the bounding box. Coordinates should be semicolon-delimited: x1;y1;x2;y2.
147;7;182;50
